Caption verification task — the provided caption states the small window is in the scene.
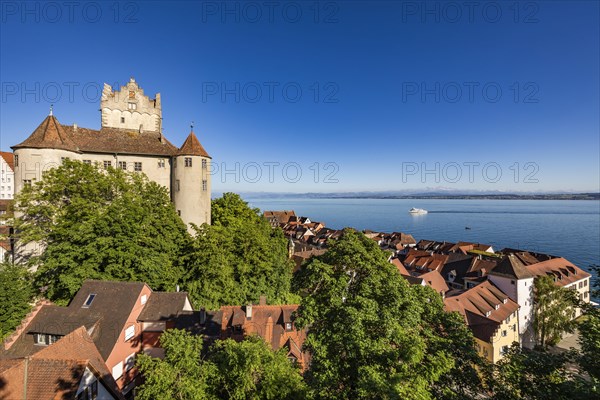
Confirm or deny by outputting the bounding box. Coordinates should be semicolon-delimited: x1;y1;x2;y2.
35;333;48;345
103;161;112;169
501;345;509;354
501;330;507;337
202;180;207;191
158;159;165;168
141;294;147;305
14;155;19;167
23;179;32;186
118;161;127;170
202;159;207;169
112;362;123;379
82;294;96;308
125;325;135;341
176;180;180;192
125;353;136;371
185;157;192;167
83;159;91;165
177;210;181;216
127;102;137;110
511;280;515;285
120;117;125;123
285;322;292;331
134;162;142;172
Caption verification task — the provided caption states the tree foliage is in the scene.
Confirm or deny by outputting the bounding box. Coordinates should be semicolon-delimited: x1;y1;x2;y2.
579;307;600;383
14;160;189;304
0;263;35;340
183;193;297;310
533;275;578;348
136;329;307;400
293;229;479;399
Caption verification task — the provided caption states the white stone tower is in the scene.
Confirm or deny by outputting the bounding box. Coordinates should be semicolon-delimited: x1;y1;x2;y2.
172;126;211;232
488;254;535;347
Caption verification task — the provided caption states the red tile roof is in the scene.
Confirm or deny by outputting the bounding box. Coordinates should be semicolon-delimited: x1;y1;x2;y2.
526;257;591;287
0;152;14;170
176;131;211;157
12;115;80;152
489;254;534;280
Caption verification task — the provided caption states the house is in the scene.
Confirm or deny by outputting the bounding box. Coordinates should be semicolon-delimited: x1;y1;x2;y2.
487;254;535;346
526;257;592;317
0;326;124;400
0;151;15;200
445;281;520;363
391;258;449;297
212;303;309;370
2;280;194;396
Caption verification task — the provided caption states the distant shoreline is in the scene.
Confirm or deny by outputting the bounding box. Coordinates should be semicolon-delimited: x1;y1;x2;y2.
240;193;600;201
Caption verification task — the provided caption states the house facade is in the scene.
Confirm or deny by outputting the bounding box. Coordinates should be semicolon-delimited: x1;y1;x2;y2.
0;152;14;200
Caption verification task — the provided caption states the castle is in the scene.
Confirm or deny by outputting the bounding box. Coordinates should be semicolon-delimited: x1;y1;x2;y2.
11;78;211;236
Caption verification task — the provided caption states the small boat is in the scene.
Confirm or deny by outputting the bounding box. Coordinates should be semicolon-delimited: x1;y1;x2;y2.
409;207;428;214
465;226;471;230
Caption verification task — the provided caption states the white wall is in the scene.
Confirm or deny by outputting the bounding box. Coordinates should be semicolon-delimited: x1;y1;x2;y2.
76;367;117;400
0;156;14;199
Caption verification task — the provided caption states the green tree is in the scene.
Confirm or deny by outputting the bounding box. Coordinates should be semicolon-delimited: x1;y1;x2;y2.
136;329;307;400
0;263;35;340
183;193;297;310
579;308;600;382
207;336;308;400
533;275;578;348
293;229;472;400
14;160;189;304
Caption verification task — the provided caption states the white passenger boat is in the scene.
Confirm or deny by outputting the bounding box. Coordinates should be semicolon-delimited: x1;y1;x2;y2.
408;207;428;214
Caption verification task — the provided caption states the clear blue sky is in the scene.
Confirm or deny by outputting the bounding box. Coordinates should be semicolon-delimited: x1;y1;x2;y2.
1;1;598;193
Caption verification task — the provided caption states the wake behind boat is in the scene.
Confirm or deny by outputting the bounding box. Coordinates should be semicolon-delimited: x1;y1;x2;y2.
409;207;428;214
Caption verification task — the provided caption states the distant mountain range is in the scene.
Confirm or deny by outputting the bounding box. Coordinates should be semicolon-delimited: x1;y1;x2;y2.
227;190;600;201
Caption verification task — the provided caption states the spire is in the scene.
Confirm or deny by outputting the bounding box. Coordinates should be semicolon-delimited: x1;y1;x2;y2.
49;104;53;116
11;114;80;152
177;126;210;158
190;121;194;132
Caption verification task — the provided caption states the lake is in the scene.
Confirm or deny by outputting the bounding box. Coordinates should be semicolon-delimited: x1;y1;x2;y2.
245;198;600;275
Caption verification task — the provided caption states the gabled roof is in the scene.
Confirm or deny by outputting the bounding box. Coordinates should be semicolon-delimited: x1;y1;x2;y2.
12;115;80;152
0;151;14;170
138;292;191;321
0;327;124;399
489;254;534;280
177;131;211;158
526;257;591;287
420;270;450;294
21;280;147;360
12;115;180;157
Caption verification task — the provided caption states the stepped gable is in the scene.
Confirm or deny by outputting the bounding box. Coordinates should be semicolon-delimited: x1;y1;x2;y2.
12;115;80;152
177;130;211;157
489;253;534;280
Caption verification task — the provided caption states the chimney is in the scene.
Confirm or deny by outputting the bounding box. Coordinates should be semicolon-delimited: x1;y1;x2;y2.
199;308;206;325
246;304;252;319
265;316;273;344
73;123;77;131
259;295;267;306
176;284;180;292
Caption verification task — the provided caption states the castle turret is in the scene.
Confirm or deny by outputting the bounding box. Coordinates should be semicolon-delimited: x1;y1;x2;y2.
172;127;211;232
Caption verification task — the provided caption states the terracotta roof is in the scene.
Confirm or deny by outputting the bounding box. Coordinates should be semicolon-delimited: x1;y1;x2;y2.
0;327;124;400
0;152;14;170
177;131;210;158
420;270;449;294
526;257;591;287
264;210;296;225
391;258;410;275
138;292;191;321
489;254;534;280
444;281;519;342
12;115;181;157
12;115;80;152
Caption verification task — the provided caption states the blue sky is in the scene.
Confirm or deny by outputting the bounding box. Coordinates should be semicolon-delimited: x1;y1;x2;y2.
1;1;598;193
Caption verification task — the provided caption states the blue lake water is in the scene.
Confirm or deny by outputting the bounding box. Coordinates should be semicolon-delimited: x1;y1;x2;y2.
245;198;600;276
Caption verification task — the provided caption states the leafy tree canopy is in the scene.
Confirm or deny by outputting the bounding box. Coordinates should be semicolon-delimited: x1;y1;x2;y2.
136;329;307;400
183;193;298;310
0;263;35;341
533;275;578;348
293;229;479;400
14;160;189;304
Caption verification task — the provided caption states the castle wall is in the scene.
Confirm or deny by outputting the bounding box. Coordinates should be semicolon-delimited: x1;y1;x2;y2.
101;78;161;132
172;156;211;232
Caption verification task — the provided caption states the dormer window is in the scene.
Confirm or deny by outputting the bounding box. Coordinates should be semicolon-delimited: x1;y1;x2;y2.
82;294;96;308
494;304;500;310
485;311;491;317
285;322;292;331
